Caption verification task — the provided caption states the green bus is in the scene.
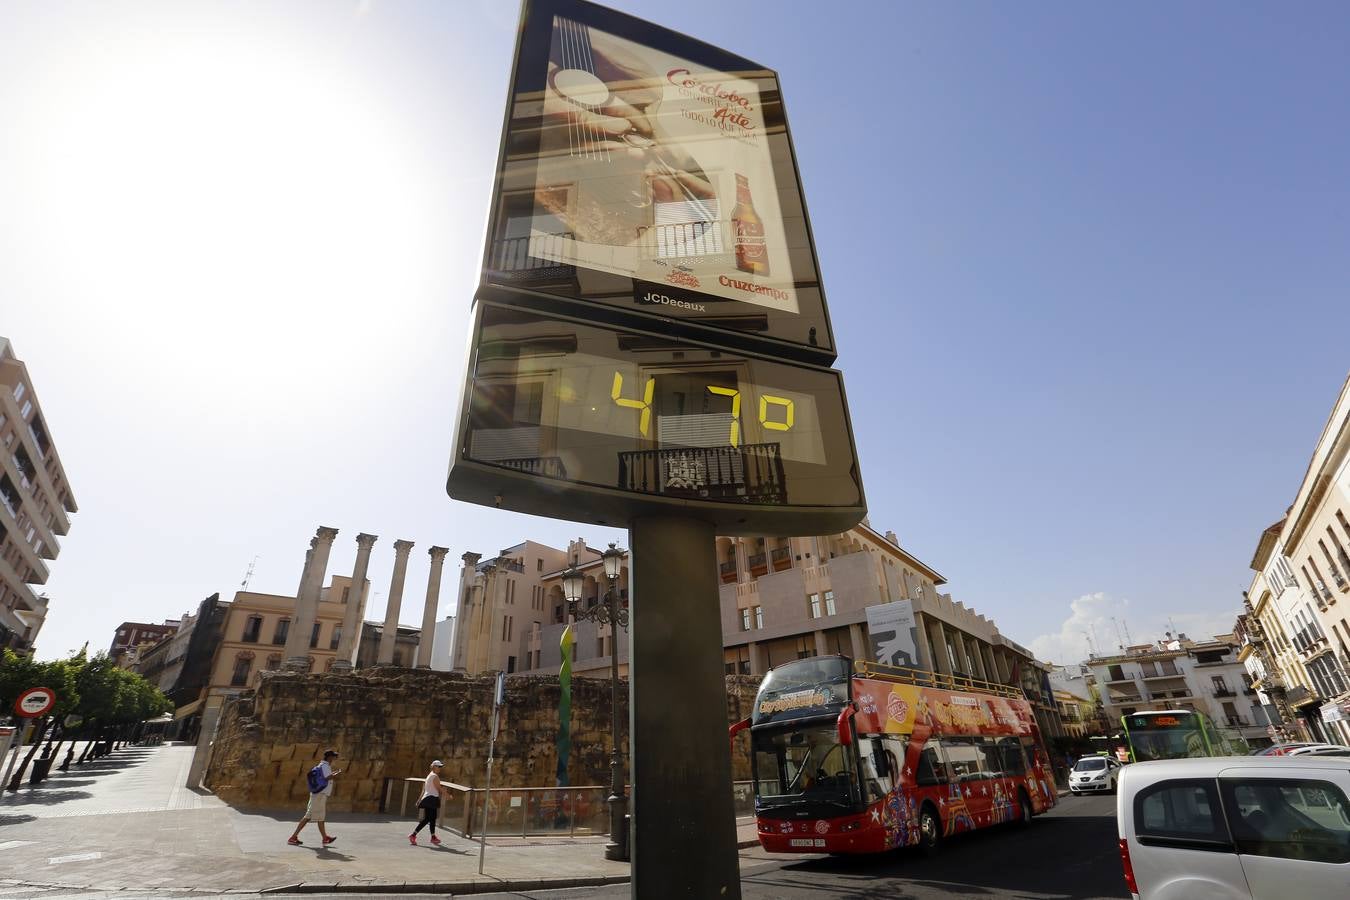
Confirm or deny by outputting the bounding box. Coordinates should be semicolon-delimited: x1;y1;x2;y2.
1121;710;1251;762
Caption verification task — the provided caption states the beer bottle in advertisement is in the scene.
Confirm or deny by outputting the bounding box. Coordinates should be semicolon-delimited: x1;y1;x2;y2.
732;173;769;276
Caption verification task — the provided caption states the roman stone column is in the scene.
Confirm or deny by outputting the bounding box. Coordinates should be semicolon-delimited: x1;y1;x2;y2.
452;552;482;672
332;533;377;671
416;546;450;668
376;540;415;665
285;526;339;670
297;542;315;597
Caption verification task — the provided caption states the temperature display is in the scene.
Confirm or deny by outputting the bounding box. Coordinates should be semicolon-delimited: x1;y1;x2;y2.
447;303;863;530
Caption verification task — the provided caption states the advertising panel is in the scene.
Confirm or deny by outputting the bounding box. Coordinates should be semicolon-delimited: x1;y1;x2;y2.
482;0;834;361
851;681;1037;738
865;600;919;669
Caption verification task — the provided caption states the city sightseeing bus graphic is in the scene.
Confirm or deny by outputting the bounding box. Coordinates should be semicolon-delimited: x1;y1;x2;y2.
734;656;1057;855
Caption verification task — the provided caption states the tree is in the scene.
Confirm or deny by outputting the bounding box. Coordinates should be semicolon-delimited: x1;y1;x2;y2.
2;650;171;787
1;649;79;790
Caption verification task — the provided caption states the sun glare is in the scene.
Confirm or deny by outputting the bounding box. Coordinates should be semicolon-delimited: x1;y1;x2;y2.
9;8;441;412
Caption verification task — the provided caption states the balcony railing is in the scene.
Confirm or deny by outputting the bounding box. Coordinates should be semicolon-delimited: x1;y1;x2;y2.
770;546;792;571
1213;688;1235;698
719;560;737;583
1224;716;1251;727
617;443;786;505
1242;686;1257;695
1316;582;1333;602
748;552;767;572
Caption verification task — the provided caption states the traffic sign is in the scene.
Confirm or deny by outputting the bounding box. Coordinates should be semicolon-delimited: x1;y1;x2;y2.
14;687;55;718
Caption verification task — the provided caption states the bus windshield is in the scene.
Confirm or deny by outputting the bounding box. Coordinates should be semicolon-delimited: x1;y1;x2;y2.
752;724;857;809
1124;713;1209;761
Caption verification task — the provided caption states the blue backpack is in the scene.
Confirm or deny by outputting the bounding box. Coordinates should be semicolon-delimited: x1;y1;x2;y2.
306;764;329;794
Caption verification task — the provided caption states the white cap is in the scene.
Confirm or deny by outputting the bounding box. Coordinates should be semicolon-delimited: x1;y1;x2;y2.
431;760;444;767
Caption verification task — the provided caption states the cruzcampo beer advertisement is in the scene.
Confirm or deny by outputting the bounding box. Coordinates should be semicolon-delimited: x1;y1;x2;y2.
484;0;834;359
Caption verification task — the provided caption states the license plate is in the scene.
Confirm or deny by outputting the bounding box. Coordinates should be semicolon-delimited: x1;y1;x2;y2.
789;838;825;848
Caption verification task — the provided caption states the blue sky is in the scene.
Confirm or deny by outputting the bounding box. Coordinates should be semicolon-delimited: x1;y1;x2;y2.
3;1;1348;663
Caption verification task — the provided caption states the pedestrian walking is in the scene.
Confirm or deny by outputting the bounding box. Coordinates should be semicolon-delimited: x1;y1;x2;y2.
409;759;447;845
288;748;341;846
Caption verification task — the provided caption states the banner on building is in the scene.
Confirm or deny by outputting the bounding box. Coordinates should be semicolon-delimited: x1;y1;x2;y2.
865;600;918;669
1320;702;1350;724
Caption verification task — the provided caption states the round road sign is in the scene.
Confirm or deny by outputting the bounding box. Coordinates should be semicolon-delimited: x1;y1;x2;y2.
14;686;55;718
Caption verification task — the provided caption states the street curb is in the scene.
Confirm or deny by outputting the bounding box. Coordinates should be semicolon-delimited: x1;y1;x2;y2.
737;838;759;848
261;875;633;894
5;875;633;896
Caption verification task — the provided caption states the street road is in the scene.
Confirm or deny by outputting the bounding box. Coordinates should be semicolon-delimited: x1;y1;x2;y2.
474;793;1129;900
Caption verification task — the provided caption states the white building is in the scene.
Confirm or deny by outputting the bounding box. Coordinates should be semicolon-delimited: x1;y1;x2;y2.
1088;634;1270;748
430;614;456;672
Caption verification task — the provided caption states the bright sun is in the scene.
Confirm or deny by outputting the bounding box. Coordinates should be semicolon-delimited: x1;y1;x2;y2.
6;5;441;402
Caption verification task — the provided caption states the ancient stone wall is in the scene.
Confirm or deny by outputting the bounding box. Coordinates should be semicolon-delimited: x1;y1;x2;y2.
204;668;761;812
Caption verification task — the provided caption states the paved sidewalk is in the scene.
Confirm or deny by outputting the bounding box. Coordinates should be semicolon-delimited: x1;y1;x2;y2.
0;745;768;894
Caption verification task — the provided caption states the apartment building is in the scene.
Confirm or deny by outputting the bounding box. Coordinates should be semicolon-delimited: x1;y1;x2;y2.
199;575;363;702
110;619;180;667
0;337;78;653
450;540;575;675
1050;664;1107;739
129;594;228;742
1231;376;1350;745
453;527;1065;741
1087;635;1271;748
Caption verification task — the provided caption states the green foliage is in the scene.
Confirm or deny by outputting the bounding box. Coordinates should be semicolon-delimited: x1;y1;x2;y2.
0;649;170;724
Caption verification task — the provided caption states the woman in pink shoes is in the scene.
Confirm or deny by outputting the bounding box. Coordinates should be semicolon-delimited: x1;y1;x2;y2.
409;759;448;845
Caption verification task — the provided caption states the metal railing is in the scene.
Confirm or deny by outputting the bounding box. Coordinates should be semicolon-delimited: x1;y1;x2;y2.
855;659;1025;700
386;778;761;839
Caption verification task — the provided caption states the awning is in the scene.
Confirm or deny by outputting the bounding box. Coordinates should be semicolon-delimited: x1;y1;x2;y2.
173;699;204;720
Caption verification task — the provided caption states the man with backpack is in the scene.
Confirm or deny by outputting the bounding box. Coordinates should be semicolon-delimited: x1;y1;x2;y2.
288;749;341;846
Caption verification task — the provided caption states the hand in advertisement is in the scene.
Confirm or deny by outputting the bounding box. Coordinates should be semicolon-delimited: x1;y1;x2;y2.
543;28;714;206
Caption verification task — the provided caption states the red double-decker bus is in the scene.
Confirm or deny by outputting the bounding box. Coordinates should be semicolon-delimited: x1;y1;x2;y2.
731;655;1057;855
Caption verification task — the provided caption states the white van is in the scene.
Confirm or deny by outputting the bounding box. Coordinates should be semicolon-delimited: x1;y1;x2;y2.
1117;757;1350;899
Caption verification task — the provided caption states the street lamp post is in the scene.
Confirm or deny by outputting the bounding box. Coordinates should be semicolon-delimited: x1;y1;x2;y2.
561;542;629;861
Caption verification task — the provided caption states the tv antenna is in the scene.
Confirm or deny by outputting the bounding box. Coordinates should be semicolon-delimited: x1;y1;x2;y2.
1111;617;1126;650
241;556;259;591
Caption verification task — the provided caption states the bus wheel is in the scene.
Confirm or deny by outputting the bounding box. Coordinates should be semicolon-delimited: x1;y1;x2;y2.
918;805;941;857
1016;789;1033;826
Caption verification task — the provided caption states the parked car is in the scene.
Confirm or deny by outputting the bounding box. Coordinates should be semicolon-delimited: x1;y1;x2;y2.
1117;757;1350;899
1252;742;1319;756
1285;744;1350;757
1069;755;1121;794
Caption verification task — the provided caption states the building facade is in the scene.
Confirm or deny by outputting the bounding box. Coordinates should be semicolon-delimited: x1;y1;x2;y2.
453;527;1065;741
355;621;421;669
0;337;78;653
208;575;364;699
1088;634;1271;748
1232;376;1350;745
110;620;180;667
130;594;228;742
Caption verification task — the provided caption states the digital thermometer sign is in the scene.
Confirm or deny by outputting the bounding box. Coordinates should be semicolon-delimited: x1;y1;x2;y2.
446;303;863;533
446;0;865;533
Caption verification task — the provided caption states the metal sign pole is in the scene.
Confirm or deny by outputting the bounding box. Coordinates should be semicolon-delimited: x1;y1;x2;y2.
478;672;506;875
629;516;741;899
0;726;25;797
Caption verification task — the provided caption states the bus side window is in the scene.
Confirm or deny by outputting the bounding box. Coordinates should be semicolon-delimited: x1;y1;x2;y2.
914;738;947;786
883;738;904;788
999;737;1027;776
858;737;891;801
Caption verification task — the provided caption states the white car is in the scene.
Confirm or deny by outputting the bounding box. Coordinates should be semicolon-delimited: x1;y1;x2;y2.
1069;755;1121;794
1117;756;1350;899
